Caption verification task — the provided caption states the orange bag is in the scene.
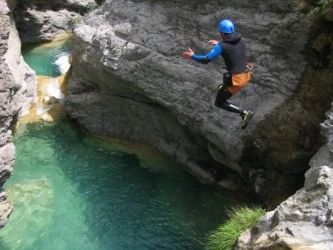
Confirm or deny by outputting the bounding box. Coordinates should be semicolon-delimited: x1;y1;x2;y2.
227;72;251;95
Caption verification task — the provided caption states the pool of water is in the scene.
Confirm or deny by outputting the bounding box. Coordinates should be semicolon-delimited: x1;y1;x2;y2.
0;121;236;250
21;39;70;77
0;37;241;250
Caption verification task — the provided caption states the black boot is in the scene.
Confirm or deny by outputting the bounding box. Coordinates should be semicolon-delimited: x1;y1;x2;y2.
241;111;254;129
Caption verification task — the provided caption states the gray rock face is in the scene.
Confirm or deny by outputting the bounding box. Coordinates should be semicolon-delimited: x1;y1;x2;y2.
0;1;36;228
67;0;312;200
236;103;333;250
18;0;96;9
14;0;97;43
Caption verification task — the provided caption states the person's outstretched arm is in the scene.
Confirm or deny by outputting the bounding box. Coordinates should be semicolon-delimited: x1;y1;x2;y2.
182;43;222;64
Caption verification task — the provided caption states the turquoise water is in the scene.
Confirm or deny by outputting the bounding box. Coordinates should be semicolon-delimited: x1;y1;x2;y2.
0;121;236;250
0;39;240;250
21;39;70;77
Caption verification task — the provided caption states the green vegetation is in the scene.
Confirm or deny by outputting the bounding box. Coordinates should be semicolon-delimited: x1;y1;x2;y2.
206;205;265;250
95;0;105;5
293;0;333;17
87;2;99;12
6;0;17;10
70;16;83;27
70;1;105;28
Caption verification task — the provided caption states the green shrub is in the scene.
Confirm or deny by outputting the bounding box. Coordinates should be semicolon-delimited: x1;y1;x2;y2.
70;16;83;27
206;205;265;250
87;2;99;12
293;0;333;17
95;0;105;5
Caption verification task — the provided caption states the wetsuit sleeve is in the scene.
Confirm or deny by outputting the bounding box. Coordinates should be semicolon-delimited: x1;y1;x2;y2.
191;44;222;64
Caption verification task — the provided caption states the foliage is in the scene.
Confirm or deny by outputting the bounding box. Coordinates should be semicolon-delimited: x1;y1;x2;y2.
87;2;99;12
293;0;333;17
95;0;105;5
70;1;105;28
70;16;83;27
206;205;265;250
6;0;17;10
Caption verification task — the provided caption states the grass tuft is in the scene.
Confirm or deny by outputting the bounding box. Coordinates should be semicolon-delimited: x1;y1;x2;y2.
206;205;265;250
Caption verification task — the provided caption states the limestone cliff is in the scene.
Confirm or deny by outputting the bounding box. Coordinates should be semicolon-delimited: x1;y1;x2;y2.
13;0;97;43
0;0;36;228
65;0;327;207
234;3;333;249
0;0;98;229
235;103;333;250
1;0;332;246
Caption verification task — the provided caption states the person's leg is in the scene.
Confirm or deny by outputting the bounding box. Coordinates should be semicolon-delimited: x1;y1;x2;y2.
214;84;246;115
214;84;254;129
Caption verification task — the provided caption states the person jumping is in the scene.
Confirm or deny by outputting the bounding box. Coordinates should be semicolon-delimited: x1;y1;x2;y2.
182;19;254;129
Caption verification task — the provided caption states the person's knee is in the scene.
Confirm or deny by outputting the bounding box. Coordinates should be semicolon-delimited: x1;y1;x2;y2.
215;100;227;108
215;86;232;108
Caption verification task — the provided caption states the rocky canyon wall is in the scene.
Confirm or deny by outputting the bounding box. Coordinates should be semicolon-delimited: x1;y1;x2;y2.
1;0;332;246
235;103;333;250
0;0;36;228
0;0;100;229
13;0;97;43
66;0;323;207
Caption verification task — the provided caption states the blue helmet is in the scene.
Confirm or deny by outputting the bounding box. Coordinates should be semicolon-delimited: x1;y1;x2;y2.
218;19;234;33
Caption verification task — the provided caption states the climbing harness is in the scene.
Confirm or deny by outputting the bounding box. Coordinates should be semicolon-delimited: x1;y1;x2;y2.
245;63;254;72
218;63;254;90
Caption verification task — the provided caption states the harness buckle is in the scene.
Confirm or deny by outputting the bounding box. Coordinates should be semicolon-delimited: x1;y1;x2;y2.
246;63;254;71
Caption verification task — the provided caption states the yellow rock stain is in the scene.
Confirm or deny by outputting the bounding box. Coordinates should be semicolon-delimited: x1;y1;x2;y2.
17;72;69;126
15;35;72;129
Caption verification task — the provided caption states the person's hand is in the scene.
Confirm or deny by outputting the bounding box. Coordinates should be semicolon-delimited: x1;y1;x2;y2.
208;40;218;45
182;48;194;59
